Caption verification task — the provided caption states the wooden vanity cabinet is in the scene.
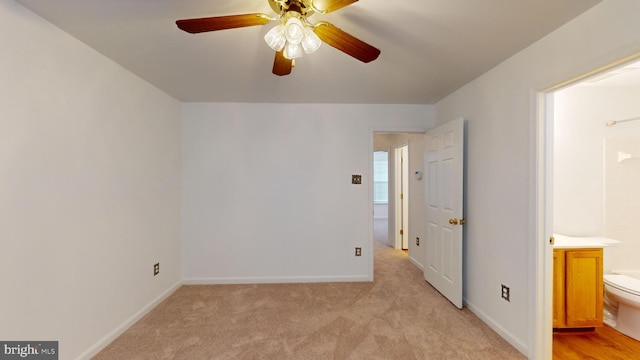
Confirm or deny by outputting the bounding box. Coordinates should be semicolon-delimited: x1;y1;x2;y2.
553;248;603;329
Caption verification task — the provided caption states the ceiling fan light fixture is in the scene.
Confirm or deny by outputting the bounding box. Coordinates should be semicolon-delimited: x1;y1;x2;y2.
284;42;303;59
301;27;322;54
176;0;380;76
284;17;305;44
264;24;286;51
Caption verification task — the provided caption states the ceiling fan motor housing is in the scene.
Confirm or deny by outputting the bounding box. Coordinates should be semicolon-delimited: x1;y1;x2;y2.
269;0;315;18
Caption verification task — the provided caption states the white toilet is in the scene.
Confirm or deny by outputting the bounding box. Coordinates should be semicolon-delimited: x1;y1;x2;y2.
604;272;640;341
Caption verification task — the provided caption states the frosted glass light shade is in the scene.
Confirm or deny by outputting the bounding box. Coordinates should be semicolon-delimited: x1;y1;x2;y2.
301;28;322;54
284;42;303;59
265;16;322;60
284;17;304;44
264;24;286;51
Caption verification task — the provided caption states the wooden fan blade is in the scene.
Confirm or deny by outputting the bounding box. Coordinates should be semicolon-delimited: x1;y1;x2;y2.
176;14;271;33
312;0;358;13
313;22;380;63
273;50;292;76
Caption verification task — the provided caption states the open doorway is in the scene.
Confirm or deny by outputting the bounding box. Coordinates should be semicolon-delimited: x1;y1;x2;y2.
372;131;427;271
537;56;640;358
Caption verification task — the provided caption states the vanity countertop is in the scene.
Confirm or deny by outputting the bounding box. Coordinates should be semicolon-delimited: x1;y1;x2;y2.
553;234;621;249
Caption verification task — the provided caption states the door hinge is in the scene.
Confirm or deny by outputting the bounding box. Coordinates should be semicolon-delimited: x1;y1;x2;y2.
549;236;555;245
400;194;403;199
400;229;403;235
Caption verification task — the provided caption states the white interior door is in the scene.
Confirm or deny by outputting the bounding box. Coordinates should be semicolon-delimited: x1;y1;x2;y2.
395;145;409;250
424;118;464;309
401;145;409;250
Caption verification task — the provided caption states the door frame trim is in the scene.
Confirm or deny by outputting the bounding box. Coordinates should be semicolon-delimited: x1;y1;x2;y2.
531;89;554;360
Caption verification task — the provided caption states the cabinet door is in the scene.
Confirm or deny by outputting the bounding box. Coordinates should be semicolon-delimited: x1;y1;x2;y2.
553;250;566;328
565;249;603;327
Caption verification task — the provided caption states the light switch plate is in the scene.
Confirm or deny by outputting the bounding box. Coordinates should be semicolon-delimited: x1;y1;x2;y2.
501;284;510;302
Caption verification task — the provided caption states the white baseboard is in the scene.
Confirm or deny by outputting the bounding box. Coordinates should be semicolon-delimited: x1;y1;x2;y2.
76;280;182;360
408;256;424;272
183;275;372;285
464;298;528;356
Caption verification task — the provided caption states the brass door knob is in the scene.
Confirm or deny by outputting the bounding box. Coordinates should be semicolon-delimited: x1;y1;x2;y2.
449;218;458;225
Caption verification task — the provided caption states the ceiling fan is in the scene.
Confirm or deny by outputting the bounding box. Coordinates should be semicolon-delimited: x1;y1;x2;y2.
176;0;381;76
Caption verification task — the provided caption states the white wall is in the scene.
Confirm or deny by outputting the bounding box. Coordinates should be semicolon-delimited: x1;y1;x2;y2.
554;84;640;271
0;2;182;359
606;137;640;271
435;0;640;356
554;86;607;236
373;203;388;219
181;103;433;283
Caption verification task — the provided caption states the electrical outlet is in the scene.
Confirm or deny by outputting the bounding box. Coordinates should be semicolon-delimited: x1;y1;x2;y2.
501;284;510;302
351;175;362;185
416;237;420;246
355;247;362;256
154;263;159;276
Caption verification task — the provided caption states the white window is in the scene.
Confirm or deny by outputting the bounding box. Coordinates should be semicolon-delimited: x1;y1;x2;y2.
373;151;388;203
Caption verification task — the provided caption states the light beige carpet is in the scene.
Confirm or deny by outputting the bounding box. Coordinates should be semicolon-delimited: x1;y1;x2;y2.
94;241;525;359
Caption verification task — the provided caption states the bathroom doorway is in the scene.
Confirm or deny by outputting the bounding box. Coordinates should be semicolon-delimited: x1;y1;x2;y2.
538;56;640;357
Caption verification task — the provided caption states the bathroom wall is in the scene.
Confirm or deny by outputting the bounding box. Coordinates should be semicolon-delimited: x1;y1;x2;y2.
554;82;640;271
605;137;640;271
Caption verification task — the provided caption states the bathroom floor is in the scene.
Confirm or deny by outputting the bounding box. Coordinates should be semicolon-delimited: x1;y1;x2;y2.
553;325;640;359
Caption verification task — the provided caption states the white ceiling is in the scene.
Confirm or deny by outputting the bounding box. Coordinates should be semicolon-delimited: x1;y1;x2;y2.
16;0;601;104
